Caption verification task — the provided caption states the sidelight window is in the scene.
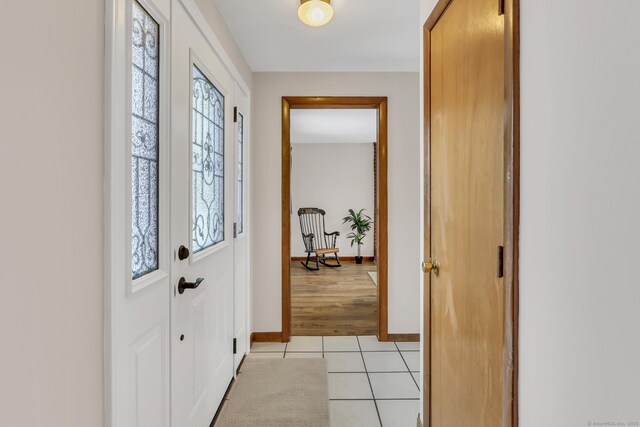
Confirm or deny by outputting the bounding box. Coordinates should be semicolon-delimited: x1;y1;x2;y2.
131;1;160;279
237;112;244;235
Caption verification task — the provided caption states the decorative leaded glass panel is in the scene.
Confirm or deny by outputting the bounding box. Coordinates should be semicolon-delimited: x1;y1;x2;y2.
131;1;160;279
237;113;244;234
192;65;224;252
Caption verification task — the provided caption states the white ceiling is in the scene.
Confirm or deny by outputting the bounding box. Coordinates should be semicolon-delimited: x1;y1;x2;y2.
291;109;378;144
213;0;420;72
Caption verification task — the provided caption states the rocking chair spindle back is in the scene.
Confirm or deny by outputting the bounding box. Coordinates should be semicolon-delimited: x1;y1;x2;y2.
297;208;341;270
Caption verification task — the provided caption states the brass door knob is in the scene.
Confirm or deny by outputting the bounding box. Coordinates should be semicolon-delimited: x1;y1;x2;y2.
421;258;440;276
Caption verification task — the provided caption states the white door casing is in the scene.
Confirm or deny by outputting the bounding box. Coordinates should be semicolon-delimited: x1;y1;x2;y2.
170;1;235;425
233;84;250;371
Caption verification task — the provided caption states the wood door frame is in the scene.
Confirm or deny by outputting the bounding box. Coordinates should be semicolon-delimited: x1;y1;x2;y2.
281;96;389;342
422;0;520;425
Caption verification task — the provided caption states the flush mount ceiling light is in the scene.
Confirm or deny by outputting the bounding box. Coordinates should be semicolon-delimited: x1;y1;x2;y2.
298;0;333;27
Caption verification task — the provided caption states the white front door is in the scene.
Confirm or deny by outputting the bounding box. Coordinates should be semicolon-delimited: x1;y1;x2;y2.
233;85;250;370
171;1;235;425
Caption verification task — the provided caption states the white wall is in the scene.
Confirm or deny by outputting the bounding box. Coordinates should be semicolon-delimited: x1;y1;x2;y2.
252;72;421;334
519;1;640;425
291;143;375;258
0;0;251;425
419;0;640;425
291;109;378;144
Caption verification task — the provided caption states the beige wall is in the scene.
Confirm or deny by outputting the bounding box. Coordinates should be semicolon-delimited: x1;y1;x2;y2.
291;143;375;258
419;0;640;425
193;0;253;88
0;0;250;425
0;0;105;425
251;72;421;334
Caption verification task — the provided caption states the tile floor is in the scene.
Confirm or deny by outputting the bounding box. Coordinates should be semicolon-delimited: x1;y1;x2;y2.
249;335;421;427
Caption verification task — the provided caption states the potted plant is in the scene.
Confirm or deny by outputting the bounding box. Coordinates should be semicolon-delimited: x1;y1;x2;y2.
342;208;372;264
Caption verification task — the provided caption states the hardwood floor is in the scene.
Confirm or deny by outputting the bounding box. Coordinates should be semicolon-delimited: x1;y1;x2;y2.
291;260;378;336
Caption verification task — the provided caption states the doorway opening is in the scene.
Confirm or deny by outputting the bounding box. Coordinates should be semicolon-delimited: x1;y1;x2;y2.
290;108;378;336
281;97;390;342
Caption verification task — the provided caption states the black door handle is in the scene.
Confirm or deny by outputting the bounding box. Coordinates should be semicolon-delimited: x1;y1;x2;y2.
178;277;204;294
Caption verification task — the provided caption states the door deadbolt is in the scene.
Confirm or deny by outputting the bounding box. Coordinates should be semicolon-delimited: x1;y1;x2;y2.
178;245;190;261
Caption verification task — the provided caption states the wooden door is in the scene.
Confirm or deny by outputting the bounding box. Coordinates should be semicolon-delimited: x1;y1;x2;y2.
424;0;507;425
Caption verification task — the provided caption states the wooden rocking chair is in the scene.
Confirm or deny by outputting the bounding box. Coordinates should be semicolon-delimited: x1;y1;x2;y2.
297;208;341;271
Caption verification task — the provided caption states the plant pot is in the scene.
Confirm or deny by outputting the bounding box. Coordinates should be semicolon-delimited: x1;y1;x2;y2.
355;256;363;264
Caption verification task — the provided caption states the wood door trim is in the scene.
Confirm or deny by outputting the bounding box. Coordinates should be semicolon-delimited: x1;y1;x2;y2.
422;21;433;427
250;332;284;345
282;96;389;342
283;96;387;109
282;97;292;341
425;0;454;30
504;0;521;423
422;0;520;425
388;333;420;342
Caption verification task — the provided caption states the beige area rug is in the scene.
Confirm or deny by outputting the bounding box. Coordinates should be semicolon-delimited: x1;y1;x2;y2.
215;358;330;427
368;271;378;286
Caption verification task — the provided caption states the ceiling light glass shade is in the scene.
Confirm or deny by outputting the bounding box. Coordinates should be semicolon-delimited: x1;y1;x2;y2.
298;0;333;27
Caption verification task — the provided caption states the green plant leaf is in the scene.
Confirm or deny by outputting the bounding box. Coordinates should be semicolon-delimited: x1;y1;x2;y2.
343;208;372;247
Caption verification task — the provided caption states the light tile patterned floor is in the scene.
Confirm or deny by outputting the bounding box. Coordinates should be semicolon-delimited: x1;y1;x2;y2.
249;335;421;427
